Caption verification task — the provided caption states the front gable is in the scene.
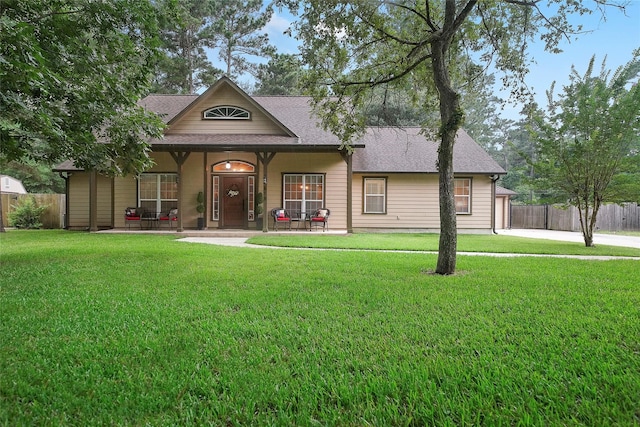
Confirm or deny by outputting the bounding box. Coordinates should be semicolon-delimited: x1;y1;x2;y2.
166;77;296;137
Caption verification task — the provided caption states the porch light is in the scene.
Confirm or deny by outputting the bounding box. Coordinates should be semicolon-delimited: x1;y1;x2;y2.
225;161;231;169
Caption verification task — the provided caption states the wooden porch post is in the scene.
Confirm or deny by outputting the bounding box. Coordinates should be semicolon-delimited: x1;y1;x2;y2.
89;169;98;232
256;152;276;232
170;151;190;232
203;152;208;229
341;151;353;234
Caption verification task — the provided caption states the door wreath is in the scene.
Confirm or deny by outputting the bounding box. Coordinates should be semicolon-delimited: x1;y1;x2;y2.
226;183;240;198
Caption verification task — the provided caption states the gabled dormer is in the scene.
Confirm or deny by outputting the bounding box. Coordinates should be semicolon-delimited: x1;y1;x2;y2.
165;77;297;137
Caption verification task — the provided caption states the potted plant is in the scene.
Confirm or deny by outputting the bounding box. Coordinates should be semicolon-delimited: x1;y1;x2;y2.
196;191;205;230
255;192;264;230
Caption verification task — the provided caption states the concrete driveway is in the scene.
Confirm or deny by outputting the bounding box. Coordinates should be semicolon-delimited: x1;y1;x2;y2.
498;229;640;249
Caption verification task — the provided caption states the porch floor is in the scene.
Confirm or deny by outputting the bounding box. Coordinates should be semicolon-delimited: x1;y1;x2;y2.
97;228;347;238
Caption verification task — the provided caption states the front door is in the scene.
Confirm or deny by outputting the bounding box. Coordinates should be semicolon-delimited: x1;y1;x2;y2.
222;176;246;228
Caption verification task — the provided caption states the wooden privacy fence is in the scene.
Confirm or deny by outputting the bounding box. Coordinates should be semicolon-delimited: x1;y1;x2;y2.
1;194;66;229
511;203;640;232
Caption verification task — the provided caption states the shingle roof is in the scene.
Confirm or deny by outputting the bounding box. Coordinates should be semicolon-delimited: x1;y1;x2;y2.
58;78;504;174
496;185;518;195
139;94;197;124
252;96;345;147
139;93;346;149
353;127;505;174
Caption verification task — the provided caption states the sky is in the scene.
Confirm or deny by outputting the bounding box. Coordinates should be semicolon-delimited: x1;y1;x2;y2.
251;1;640;121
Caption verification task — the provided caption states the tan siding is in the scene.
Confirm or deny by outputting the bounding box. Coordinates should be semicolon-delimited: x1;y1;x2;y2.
168;85;285;135
353;174;439;229
265;152;347;230
68;173;89;228
181;153;205;229
68;173;112;228
150;152;178;172
114;175;138;228
97;175;112;226
457;176;492;230
353;174;494;231
495;196;509;229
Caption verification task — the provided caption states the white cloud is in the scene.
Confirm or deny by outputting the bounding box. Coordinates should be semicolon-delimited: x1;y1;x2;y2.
264;13;292;36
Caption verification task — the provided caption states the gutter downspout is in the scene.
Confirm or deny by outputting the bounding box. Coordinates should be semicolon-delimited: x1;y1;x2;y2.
490;174;499;234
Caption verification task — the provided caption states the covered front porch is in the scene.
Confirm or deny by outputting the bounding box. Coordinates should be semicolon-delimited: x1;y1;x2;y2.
95;228;348;238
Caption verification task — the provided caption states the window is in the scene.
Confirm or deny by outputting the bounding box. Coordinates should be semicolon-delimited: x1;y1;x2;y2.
203;105;250;120
454;178;471;214
211;161;255;173
283;174;324;216
139;174;177;213
212;176;220;220
364;177;386;213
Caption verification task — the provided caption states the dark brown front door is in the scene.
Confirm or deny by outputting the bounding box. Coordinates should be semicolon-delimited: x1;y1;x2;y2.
222;176;246;228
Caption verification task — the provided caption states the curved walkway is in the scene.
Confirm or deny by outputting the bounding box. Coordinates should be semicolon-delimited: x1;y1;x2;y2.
178;231;640;261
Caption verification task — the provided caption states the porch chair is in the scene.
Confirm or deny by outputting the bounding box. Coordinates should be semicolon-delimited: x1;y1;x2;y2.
124;207;142;229
309;208;330;231
271;208;291;231
158;208;178;229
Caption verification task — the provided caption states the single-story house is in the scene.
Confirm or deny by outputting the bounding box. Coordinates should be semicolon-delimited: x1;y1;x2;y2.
54;77;507;233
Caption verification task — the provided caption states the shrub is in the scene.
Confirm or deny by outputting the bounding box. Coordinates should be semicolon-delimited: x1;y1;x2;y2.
9;196;47;229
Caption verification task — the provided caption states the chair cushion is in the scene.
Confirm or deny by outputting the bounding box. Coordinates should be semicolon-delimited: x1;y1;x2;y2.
276;217;290;222
311;217;325;222
315;209;329;218
125;216;140;220
159;216;169;220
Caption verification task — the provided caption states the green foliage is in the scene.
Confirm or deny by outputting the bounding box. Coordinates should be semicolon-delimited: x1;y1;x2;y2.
0;159;64;193
196;191;205;215
253;54;306;95
255;192;264;215
530;52;640;245
8;197;47;229
0;0;165;175
1;231;639;425
203;0;275;79
285;0;612;274
151;0;222;94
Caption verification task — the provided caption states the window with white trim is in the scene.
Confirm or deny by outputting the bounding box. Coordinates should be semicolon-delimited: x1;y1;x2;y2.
139;174;177;213
454;178;471;214
283;174;324;217
211;176;220;220
364;177;386;213
203;106;250;120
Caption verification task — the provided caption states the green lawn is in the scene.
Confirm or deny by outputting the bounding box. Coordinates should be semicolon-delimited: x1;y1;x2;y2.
1;230;639;426
248;232;640;257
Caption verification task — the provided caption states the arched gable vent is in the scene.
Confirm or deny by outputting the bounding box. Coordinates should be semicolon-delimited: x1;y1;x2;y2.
203;105;251;120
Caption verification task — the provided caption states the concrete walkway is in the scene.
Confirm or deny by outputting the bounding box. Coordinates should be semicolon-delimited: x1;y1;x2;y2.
178;229;640;260
498;229;640;249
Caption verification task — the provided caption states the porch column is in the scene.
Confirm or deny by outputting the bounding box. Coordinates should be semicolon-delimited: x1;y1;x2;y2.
110;177;115;229
203;152;208;230
170;151;190;232
256;152;276;232
341;151;353;233
89;169;98;232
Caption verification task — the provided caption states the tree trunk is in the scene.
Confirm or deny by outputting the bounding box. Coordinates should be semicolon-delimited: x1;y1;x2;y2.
431;36;461;275
0;189;5;232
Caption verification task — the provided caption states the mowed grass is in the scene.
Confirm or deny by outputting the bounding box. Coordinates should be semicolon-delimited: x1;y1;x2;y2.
1;231;639;426
248;232;640;257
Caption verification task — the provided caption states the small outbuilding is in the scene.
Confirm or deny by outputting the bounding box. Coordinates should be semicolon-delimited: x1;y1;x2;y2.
1;175;27;195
